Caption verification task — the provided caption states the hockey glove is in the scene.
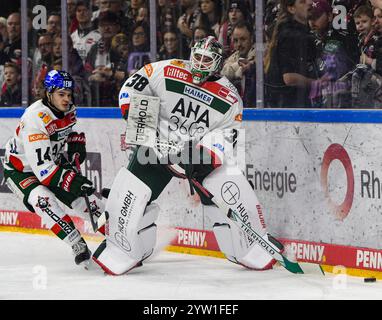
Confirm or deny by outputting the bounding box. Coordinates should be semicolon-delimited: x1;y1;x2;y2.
60;170;95;197
67;132;87;164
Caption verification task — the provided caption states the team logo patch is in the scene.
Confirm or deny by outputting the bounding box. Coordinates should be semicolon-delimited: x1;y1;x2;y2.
114;232;132;252
144;64;153;77
46;122;58;135
28;133;49;142
36;196;51;209
40;169;49;177
221;181;240;205
38;112;52;124
19;176;39;189
164;66;191;82
183;85;213;105
170;60;185;68
235;113;243;122
218;88;237;104
85;200;100;215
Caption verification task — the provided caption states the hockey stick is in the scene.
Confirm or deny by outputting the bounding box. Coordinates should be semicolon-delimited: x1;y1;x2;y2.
73;153;107;233
165;164;324;275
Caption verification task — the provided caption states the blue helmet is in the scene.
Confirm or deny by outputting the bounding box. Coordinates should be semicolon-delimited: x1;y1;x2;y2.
44;70;75;93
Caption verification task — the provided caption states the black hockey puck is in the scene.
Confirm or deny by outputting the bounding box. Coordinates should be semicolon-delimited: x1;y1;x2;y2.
364;277;376;283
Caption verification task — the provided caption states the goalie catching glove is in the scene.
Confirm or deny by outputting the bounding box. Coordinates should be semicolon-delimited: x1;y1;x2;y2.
67;132;87;164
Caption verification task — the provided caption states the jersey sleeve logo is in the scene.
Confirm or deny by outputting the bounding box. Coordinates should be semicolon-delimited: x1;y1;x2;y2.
28;133;49;142
144;64;153;78
170;60;185;68
235;113;243;122
38;112;52;124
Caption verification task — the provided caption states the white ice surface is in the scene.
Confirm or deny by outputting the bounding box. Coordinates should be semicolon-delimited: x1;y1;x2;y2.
1;232;382;300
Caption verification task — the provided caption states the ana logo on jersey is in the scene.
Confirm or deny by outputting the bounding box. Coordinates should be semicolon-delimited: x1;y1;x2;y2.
171;98;209;127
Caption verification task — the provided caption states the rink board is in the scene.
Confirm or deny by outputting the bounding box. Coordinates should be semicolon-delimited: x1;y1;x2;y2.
1;108;382;278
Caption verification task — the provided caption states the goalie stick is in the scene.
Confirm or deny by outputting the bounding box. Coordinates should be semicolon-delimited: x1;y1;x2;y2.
165;164;324;275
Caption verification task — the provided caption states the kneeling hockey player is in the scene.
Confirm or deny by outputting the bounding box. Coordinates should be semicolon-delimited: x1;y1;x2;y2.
93;37;284;275
3;70;104;267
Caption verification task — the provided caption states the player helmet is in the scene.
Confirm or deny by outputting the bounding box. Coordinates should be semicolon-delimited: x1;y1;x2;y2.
44;70;75;93
190;36;223;85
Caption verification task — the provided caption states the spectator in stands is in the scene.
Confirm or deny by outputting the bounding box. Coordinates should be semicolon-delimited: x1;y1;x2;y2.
67;0;79;33
0;34;8;65
221;21;256;106
158;1;178;31
157;2;179;52
3;13;21;60
190;25;215;48
111;32;129;87
33;33;54;74
195;0;223;37
354;5;374;39
353;5;375;61
0;62;21;106
93;0;131;34
130;21;150;52
53;34;63;61
85;10;121;106
360;6;382;75
53;34;85;77
177;0;200;58
309;0;358;75
158;29;180;60
126;0;146;24
71;1;101;63
128;21;151;76
264;0;321;108
46;12;61;36
136;6;149;24
0;17;8;45
218;0;251;58
31;66;48;101
0;33;7;95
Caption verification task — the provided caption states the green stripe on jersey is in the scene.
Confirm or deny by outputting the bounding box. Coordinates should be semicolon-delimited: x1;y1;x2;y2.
165;79;230;114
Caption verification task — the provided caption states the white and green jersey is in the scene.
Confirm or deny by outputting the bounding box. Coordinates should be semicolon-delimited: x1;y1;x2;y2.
4;100;77;186
119;59;243;147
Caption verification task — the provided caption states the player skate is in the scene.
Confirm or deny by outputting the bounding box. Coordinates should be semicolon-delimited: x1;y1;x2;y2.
72;237;91;267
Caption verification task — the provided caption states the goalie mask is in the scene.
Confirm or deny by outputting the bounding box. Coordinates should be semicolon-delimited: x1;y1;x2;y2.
190;36;223;85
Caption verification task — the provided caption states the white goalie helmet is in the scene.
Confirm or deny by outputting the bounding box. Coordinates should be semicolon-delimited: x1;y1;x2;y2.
190;36;224;85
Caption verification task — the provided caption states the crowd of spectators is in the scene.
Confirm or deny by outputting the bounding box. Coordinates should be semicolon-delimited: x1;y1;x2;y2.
2;0;382;108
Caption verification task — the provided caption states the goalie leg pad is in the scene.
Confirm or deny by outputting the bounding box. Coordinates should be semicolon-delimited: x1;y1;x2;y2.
93;167;159;275
212;220;276;270
93;222;157;275
203;164;275;270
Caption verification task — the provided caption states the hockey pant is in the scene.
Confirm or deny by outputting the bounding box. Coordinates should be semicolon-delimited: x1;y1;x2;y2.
5;170;104;247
